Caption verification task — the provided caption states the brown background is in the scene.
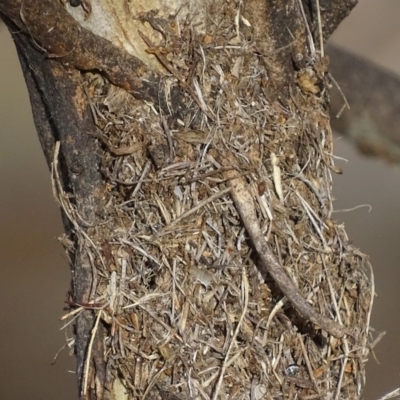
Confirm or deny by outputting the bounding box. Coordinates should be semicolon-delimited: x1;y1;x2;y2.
1;1;399;398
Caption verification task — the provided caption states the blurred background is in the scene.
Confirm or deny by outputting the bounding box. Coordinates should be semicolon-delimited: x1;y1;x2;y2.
1;1;400;399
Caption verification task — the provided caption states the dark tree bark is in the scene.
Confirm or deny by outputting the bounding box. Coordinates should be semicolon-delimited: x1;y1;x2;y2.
1;1;372;399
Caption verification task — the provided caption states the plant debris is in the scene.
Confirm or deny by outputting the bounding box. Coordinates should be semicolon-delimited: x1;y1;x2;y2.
53;3;373;399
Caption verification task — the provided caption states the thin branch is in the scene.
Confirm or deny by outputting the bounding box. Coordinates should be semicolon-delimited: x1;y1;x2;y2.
223;160;351;339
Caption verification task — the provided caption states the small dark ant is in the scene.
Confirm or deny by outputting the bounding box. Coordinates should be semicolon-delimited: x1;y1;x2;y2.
63;0;91;15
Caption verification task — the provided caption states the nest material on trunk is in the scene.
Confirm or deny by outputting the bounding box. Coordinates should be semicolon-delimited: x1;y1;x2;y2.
56;3;372;399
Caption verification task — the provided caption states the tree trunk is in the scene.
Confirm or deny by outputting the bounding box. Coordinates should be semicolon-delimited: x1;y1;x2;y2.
0;1;372;399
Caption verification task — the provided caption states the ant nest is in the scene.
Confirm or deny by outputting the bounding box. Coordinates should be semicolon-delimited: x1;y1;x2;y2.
57;3;373;399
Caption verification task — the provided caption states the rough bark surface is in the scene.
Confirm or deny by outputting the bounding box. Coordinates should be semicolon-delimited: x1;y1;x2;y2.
1;0;372;399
